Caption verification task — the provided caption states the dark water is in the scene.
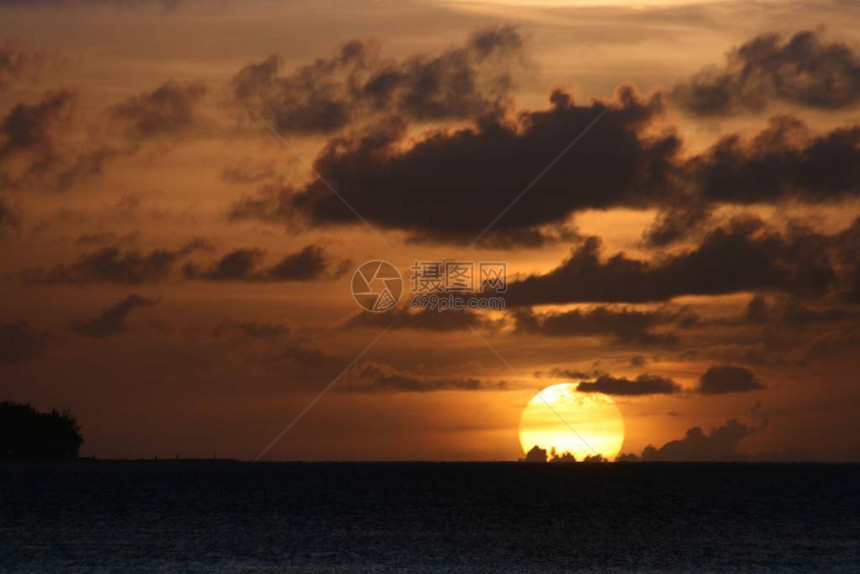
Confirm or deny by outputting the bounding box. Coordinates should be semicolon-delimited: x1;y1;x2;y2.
1;461;857;573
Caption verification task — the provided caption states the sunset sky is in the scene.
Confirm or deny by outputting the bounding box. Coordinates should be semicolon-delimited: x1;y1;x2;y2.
1;0;858;462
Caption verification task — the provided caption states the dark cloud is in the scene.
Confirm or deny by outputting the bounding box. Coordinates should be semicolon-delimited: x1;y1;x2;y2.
343;307;488;332
22;239;208;284
183;244;347;282
622;419;763;462
744;294;769;323
71;294;159;338
512;305;694;346
0;195;20;237
698;365;765;394
1;80;211;191
213;320;289;338
740;294;858;328
230;86;676;245
538;367;593;380
673;30;860;116
0;89;119;191
506;218;848;305
269;244;348;280
643;200;711;247
233;97;858;249
228;29;860;247
270;342;507;393
645;116;860;246
0;321;46;363
185;247;263;281
780;301;855;325
0;41;51;91
231;25;526;135
0;89;75;158
690;116;860;205
341;361;507;393
108;80;208;140
576;373;681;396
836;216;860;303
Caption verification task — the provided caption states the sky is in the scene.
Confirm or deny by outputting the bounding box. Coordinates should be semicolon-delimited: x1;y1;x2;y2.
0;0;858;462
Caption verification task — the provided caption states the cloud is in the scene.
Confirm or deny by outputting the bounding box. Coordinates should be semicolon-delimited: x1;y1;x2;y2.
268;244;348;280
576;373;681;396
213;320;289;338
622;419;763;462
673;30;860;116
744;294;769;323
231;25;526;135
644;116;860;246
71;294;159;338
698;365;765;394
226;28;860;246
341;360;507;393
643;199;711;247
22;239;208;284
505;218;848;305
183;243;347;281
108;80;208;140
0;321;46;363
0;89;119;191
512;305;694;346
0;41;52;91
689;116;860;205
0;195;20;238
538;367;593;380
233;94;859;248
230;86;675;245
741;294;858;328
0;80;211;192
780;301;856;325
184;247;263;281
836;216;860;303
270;342;507;393
0;89;75;158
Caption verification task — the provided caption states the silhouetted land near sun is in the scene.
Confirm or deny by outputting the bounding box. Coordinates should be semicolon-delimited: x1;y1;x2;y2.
0;401;83;460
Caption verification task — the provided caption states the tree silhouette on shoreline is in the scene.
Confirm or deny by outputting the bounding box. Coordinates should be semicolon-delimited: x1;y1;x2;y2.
0;401;83;460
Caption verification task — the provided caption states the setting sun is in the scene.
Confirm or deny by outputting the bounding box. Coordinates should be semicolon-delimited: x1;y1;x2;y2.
519;383;625;461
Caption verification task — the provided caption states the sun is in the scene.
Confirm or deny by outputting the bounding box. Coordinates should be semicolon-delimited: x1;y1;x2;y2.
519;383;625;461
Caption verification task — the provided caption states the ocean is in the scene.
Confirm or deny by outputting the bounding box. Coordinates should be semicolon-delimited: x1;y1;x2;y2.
1;461;857;573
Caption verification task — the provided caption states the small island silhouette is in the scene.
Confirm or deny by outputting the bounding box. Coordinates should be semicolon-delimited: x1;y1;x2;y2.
0;400;83;460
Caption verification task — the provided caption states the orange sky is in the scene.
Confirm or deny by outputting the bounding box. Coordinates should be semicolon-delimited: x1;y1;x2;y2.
0;0;858;461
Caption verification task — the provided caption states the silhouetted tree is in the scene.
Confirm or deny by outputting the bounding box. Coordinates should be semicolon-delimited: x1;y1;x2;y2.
0;401;83;460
